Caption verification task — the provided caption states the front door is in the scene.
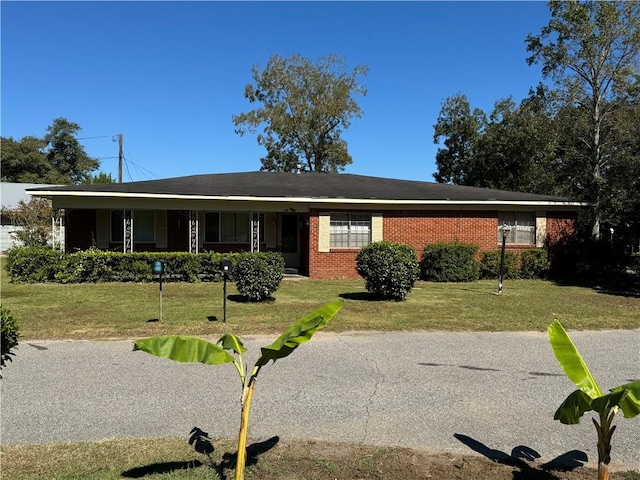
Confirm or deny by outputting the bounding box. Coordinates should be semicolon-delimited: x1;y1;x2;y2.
281;214;300;270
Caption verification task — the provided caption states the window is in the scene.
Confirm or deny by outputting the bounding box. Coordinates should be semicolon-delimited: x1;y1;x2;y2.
330;213;371;248
498;212;535;245
110;210;155;243
204;212;264;243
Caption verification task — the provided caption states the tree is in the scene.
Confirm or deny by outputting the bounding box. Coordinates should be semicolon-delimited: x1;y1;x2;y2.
43;118;100;184
526;0;640;237
233;54;368;173
82;171;116;184
0;118;99;185
432;94;486;185
1;197;53;248
432;89;561;194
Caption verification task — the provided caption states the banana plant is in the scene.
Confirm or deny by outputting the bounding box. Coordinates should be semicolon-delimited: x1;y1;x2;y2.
133;299;343;480
547;320;640;480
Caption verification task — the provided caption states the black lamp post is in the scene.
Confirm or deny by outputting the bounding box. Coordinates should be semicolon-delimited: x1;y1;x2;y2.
497;223;512;295
220;257;232;323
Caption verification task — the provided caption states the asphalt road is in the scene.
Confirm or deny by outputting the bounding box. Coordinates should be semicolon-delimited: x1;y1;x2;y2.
1;330;639;471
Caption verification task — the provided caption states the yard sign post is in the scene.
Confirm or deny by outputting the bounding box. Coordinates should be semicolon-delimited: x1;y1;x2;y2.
152;260;166;321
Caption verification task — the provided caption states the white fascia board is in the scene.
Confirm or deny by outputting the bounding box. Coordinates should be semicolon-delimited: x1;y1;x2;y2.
28;190;587;208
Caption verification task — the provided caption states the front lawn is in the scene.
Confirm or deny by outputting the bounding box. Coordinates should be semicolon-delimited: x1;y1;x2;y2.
2;266;638;340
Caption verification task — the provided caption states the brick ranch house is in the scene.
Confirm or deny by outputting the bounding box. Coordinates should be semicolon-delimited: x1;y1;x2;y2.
28;171;584;279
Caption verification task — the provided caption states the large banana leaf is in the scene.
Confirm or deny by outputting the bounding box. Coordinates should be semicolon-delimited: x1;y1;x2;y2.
133;335;235;365
554;389;594;424
256;299;343;368
611;380;640;419
217;333;247;355
547;320;602;399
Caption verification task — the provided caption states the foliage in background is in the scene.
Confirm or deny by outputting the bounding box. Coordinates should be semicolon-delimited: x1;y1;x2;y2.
233;53;368;173
355;241;419;301
548;320;640;480
134;300;344;480
421;242;479;282
233;252;286;302
0;197;54;247
1;117;99;184
526;0;640;238
1;305;20;375
478;250;519;280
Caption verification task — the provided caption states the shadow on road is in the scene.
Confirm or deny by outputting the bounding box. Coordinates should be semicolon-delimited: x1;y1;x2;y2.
454;433;587;480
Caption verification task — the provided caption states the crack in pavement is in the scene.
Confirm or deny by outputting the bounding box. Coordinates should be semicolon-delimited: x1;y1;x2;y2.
336;336;384;444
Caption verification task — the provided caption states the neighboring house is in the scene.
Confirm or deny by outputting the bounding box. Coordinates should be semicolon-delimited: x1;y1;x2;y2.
28;172;584;278
1;182;64;252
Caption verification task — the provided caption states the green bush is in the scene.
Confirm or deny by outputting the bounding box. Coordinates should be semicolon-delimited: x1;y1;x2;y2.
421;242;479;282
479;250;519;280
356;241;419;300
5;246;63;282
233;252;285;302
520;249;548;279
1;305;20;373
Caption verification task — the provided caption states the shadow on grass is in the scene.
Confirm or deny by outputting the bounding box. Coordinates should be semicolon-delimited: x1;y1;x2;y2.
227;294;276;303
551;272;640;299
454;433;587;480
121;429;279;479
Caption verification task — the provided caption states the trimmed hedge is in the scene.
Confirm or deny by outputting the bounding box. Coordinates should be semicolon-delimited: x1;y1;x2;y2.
421;242;479;282
520;249;549;279
356;241;419;301
234;252;286;302
1;305;20;373
4;247;285;286
479;250;519;280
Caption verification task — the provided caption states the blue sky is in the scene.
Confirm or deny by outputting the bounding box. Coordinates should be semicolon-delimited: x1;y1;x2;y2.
1;1;551;183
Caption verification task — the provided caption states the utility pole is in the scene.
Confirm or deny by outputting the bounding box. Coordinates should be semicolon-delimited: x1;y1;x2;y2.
117;133;123;183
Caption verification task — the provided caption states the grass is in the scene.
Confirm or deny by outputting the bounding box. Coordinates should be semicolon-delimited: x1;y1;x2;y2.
1;437;638;480
1;268;639;340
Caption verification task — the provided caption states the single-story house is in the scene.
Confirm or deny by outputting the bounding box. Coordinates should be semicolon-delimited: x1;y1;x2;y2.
28;171;584;278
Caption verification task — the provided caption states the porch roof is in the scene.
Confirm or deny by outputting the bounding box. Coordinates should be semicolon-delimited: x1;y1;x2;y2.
28;171;584;207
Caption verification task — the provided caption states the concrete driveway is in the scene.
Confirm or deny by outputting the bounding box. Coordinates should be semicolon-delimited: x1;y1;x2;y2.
1;330;638;471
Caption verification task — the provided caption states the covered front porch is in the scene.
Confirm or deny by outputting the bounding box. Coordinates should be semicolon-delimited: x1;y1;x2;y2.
64;208;309;275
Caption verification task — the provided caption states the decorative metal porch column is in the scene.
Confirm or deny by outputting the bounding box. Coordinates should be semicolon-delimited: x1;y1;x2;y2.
51;208;65;252
251;212;260;252
123;210;133;253
188;210;199;254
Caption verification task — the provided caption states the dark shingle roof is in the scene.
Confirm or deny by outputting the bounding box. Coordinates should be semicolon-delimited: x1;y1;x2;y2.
29;171;573;203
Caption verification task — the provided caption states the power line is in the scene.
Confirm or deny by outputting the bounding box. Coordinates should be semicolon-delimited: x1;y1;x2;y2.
76;135;115;140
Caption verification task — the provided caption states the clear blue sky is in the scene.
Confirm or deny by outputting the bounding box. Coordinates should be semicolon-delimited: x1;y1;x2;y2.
1;1;551;183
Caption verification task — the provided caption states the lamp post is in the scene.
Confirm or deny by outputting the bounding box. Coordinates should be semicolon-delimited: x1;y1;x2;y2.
220;257;232;323
497;224;511;295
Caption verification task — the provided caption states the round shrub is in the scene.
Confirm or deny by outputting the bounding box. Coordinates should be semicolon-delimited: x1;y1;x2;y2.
1;305;20;373
421;242;479;282
479;250;519;280
520;249;549;279
355;241;419;301
234;252;285;302
5;246;63;283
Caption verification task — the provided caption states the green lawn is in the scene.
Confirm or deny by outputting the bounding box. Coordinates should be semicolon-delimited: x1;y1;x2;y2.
2;266;639;340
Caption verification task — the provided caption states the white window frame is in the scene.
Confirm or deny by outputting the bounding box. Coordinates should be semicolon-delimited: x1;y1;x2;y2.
330;213;372;248
498;212;536;245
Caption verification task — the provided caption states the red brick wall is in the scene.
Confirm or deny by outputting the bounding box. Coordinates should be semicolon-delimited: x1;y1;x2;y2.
307;210;579;279
546;212;578;247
